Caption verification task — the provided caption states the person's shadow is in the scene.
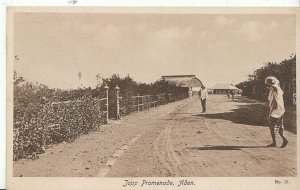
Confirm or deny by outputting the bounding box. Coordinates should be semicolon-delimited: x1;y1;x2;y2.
187;145;269;151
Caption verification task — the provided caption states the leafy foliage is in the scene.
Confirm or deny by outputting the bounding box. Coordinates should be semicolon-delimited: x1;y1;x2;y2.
101;74;189;117
236;54;296;104
13;73;189;160
14;96;104;160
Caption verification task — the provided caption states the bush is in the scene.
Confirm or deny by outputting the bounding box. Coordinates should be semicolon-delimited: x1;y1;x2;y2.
13;98;104;160
101;75;189;118
236;55;296;105
13;73;189;160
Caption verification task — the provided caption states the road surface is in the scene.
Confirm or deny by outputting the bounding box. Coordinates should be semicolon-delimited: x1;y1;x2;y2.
14;95;297;177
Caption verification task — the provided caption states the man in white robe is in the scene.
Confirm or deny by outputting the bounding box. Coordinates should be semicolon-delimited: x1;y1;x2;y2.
265;76;288;148
199;86;208;113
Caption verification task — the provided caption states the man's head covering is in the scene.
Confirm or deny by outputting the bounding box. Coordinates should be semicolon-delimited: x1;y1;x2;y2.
265;76;285;118
265;76;280;87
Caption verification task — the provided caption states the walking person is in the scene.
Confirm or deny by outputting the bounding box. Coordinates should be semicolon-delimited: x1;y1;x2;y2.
189;87;193;98
226;90;230;99
265;76;288;148
230;90;235;100
199;86;208;113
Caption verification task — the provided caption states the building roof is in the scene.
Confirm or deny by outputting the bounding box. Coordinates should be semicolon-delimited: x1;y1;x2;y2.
159;75;203;88
209;83;239;90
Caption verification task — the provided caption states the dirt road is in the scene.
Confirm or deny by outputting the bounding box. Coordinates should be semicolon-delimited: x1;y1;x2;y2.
13;95;297;177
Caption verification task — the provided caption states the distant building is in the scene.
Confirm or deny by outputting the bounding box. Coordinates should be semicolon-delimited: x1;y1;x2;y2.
208;83;241;94
159;75;204;97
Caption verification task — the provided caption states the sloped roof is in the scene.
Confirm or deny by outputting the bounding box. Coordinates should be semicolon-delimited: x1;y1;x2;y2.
209;83;239;90
160;75;203;88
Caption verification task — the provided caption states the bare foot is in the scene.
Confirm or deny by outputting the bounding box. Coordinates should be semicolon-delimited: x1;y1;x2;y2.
281;139;288;148
267;143;276;147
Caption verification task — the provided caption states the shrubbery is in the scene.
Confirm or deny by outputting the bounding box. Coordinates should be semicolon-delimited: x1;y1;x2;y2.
101;74;189;117
13;73;189;160
13;98;104;160
236;55;296;105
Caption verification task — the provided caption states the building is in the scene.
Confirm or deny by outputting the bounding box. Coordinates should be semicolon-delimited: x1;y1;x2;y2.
159;75;204;97
208;83;241;94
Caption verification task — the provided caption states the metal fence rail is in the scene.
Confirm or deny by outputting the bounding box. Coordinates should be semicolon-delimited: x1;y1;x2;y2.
117;93;187;118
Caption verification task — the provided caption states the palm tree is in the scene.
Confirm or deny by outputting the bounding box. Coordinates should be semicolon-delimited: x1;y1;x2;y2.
96;74;103;88
78;72;82;88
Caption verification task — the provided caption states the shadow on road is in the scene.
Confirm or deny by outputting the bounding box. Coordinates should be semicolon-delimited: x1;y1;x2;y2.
187;145;268;151
195;103;267;126
193;96;296;134
225;96;259;104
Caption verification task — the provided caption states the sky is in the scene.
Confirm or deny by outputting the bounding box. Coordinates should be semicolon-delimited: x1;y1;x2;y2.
13;13;295;89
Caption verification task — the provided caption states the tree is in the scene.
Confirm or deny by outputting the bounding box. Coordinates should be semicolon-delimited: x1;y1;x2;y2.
96;74;103;88
236;54;296;104
77;72;82;88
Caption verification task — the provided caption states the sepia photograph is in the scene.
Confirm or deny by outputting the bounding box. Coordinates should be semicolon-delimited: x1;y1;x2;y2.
5;6;299;190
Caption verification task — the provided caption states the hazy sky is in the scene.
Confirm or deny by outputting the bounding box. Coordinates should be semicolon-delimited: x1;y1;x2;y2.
14;13;295;89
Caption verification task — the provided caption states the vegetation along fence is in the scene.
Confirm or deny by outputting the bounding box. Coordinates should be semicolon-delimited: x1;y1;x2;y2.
13;75;189;160
13;98;104;160
236;55;296;106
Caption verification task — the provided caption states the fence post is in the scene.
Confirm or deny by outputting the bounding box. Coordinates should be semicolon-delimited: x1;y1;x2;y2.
137;94;139;113
115;85;120;120
104;84;109;123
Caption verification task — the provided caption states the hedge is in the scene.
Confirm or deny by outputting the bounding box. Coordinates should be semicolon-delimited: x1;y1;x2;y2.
13;98;104;160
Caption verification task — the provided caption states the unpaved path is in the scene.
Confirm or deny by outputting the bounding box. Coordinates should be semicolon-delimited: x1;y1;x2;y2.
13;95;297;177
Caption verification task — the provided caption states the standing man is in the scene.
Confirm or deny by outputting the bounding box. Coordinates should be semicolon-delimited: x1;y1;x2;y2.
265;76;288;148
226;90;230;99
231;90;235;100
189;87;193;98
199;86;208;113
